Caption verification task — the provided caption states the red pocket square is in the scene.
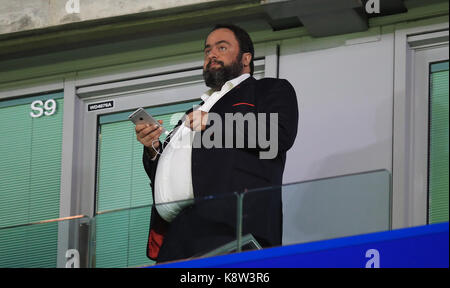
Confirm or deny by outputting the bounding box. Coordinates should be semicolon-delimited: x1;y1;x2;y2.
232;102;255;107
147;229;164;260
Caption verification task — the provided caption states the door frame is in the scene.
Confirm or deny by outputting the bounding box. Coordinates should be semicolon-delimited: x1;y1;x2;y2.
392;22;449;229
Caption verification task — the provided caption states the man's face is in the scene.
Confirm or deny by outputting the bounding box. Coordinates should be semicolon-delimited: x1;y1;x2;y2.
203;28;244;91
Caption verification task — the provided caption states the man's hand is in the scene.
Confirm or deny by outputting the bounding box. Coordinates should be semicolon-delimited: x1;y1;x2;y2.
136;120;164;159
185;110;208;131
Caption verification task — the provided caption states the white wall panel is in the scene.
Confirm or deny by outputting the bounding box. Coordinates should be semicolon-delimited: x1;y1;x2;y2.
280;33;394;183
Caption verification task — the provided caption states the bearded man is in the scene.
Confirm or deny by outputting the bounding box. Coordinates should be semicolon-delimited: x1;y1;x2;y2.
135;24;299;263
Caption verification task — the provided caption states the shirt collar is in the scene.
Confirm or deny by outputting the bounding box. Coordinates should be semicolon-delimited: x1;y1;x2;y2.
201;73;251;102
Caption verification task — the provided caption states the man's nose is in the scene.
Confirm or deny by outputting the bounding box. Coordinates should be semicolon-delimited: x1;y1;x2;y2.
207;48;218;60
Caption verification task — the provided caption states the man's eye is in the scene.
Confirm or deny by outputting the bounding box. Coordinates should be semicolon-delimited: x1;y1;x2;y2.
205;50;210;55
219;46;227;51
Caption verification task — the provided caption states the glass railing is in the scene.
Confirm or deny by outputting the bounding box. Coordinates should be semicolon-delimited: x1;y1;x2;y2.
90;192;240;267
0;215;91;268
239;169;391;252
91;204;154;268
0;169;391;267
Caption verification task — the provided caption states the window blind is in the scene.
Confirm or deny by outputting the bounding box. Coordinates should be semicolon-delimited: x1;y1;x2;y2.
0;92;64;267
428;61;449;224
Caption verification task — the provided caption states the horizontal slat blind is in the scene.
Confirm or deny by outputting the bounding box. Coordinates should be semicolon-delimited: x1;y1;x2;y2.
428;62;449;224
0;223;58;268
0;92;63;267
0;104;33;227
29;99;64;223
94;210;130;268
97;121;134;212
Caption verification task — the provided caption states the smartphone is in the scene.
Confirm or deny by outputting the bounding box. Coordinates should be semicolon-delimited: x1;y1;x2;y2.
128;107;168;135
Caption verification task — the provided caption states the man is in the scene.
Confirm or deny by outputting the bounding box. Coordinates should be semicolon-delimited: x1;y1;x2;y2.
136;24;298;263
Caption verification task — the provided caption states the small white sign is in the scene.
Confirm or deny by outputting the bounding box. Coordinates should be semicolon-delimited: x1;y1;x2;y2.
88;100;114;112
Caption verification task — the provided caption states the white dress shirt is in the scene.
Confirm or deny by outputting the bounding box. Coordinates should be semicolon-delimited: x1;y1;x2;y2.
154;73;250;222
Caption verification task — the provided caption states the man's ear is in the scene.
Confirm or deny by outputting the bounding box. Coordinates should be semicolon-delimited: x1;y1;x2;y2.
242;52;252;67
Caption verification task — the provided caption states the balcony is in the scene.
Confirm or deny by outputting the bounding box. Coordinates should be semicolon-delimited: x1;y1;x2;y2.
0;169;447;268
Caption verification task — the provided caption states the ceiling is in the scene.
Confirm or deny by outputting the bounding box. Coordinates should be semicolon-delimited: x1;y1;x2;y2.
264;0;408;36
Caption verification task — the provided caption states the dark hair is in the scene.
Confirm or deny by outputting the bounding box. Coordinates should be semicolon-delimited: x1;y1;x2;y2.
208;24;255;76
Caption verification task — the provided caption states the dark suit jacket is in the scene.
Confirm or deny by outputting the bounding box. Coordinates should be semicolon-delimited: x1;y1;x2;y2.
143;76;299;263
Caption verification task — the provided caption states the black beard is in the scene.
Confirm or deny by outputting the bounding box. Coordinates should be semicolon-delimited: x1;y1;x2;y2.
203;58;244;91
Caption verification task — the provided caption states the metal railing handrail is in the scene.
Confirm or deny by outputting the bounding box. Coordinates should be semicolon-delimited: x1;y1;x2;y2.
0;214;89;231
